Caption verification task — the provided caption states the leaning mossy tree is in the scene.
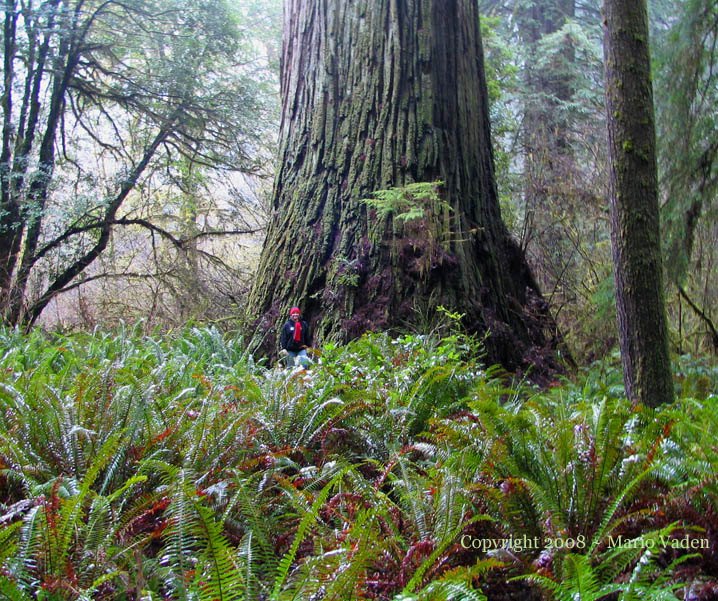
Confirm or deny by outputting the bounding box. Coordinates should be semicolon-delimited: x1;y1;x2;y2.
250;0;562;372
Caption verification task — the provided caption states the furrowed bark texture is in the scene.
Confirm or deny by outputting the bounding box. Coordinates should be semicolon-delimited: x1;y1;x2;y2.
250;0;560;372
603;0;674;406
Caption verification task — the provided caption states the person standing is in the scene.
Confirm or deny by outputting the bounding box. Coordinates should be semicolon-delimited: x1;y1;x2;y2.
280;307;311;367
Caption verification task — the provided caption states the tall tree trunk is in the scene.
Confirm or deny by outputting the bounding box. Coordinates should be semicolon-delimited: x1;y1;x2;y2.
9;16;77;324
250;0;561;373
0;0;20;301
0;0;62;317
603;0;674;406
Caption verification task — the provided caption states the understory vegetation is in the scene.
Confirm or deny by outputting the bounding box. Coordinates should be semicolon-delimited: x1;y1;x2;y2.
1;324;717;600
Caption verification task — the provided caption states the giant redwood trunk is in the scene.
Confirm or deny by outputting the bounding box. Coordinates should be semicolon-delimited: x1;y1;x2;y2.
250;0;560;372
603;0;674;405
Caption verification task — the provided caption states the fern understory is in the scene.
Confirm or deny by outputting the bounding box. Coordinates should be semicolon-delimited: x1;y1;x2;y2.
0;324;717;600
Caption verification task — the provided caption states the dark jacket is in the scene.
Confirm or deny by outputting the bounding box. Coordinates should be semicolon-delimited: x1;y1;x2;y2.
280;319;311;352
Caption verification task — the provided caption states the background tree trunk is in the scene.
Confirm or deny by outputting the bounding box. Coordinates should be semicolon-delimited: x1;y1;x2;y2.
250;0;561;373
516;0;581;327
519;0;575;158
518;0;576;220
603;0;674;406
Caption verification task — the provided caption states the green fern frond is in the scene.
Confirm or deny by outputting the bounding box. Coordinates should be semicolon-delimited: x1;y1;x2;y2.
405;365;465;436
237;530;269;601
0;525;29;599
391;457;431;541
436;559;505;584
9;505;43;592
193;502;244;601
518;553;623;601
0;576;33;601
403;513;492;595
343;462;405;541
160;470;202;599
433;471;470;544
619;550;687;601
224;475;278;580
587;466;654;556
271;466;351;599
396;576;488;601
297;396;345;448
595;523;691;595
0;522;21;565
54;430;125;570
82;495;112;563
316;509;387;601
420;580;487;601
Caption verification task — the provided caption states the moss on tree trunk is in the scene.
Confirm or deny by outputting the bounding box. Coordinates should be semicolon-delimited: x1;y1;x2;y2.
603;0;674;406
249;0;562;374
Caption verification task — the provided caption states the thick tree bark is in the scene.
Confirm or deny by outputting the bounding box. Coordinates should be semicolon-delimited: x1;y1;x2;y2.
603;0;674;406
250;0;561;373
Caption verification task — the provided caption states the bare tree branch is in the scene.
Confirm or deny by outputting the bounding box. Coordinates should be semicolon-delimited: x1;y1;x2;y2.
678;284;718;352
26;113;179;325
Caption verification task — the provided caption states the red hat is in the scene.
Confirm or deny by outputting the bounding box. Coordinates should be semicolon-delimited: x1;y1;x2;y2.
289;307;301;316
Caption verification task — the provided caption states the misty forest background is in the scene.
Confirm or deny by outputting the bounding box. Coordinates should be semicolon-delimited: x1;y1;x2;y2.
1;0;718;600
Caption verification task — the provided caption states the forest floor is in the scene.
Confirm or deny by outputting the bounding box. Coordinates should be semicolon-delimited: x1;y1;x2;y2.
0;325;717;599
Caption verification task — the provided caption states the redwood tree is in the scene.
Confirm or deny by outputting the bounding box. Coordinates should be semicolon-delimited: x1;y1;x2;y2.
603;0;674;405
250;0;560;371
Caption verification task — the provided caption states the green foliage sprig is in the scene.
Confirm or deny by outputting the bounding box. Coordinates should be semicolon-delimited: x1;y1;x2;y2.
363;181;448;224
